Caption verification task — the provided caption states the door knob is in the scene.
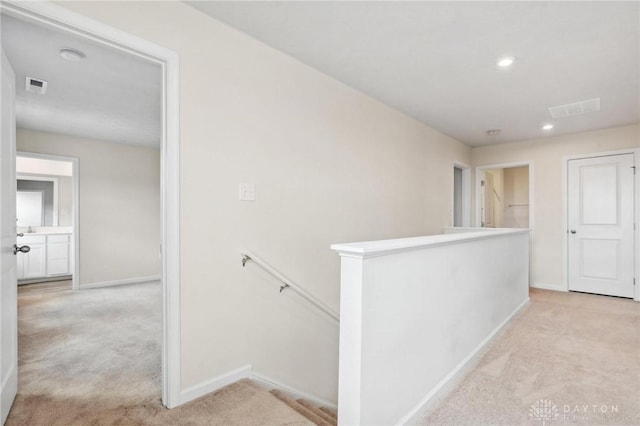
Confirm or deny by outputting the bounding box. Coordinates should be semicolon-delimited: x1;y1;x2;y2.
570;230;577;234
13;244;30;255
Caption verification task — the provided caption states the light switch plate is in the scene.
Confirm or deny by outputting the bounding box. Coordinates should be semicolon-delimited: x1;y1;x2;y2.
239;183;255;201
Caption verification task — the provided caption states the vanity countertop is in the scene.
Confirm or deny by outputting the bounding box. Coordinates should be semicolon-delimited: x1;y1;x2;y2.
17;227;73;236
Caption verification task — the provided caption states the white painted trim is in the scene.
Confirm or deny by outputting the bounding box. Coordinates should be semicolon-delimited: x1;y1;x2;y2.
178;365;338;411
397;297;531;426
16;152;80;291
160;16;182;411
530;282;567;292
2;1;182;408
180;365;253;405
16;174;58;226
452;161;471;227
562;148;640;301
331;228;529;259
636;151;639;302
253;371;338;410
72;157;79;292
79;275;161;290
562;156;569;293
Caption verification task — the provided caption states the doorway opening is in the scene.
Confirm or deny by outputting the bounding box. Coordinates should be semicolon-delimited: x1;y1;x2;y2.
0;1;181;413
452;162;471;227
476;163;532;229
15;153;78;289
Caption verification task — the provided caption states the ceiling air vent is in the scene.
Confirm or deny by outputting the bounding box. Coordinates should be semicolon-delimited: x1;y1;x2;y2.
25;77;48;95
548;98;600;119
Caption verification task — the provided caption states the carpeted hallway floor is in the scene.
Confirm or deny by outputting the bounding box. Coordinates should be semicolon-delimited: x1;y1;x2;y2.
9;284;639;425
8;282;312;425
420;288;640;425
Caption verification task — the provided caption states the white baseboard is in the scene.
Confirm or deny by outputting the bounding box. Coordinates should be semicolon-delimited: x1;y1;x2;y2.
397;297;531;426
252;371;337;410
1;362;17;424
180;364;252;405
176;365;337;410
80;275;161;290
530;282;567;292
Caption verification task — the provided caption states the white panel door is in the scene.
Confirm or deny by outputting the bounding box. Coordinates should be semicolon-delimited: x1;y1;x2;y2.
0;51;18;423
568;154;635;298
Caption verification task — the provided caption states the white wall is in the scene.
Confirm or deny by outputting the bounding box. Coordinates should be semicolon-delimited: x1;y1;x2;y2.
58;1;472;403
57;175;72;226
473;124;639;288
17;128;160;286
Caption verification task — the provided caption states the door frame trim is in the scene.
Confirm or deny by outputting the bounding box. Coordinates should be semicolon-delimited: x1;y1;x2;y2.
562;149;639;301
474;161;534;230
16;152;79;290
452;161;471;227
1;1;182;407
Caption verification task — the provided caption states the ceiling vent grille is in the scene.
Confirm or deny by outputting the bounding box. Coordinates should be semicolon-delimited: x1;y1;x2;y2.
25;77;48;95
548;98;600;119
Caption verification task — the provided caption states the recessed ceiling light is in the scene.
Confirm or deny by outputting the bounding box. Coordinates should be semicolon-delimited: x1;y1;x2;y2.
497;56;515;68
486;129;501;136
542;123;554;131
60;48;86;61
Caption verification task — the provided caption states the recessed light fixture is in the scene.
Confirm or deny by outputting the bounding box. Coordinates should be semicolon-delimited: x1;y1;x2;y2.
486;129;501;136
59;48;86;61
542;123;554;131
497;56;515;68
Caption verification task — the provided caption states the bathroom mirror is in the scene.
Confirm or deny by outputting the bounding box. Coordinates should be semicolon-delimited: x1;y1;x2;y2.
16;190;44;226
16;176;58;227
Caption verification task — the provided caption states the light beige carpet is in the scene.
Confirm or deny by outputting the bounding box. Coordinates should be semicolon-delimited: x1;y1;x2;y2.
420;289;640;425
8;282;312;425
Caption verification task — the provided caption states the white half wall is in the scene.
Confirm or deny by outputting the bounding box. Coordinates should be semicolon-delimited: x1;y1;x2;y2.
332;229;530;425
16;128;160;287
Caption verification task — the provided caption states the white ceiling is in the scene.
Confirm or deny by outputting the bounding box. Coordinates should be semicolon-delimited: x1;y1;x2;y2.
187;1;640;147
1;14;161;148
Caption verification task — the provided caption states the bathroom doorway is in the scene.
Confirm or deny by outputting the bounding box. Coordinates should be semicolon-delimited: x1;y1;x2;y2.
15;153;78;289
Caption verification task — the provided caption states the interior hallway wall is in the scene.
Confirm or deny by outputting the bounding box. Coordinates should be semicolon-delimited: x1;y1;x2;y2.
58;1;472;403
472;124;639;289
17;128;161;286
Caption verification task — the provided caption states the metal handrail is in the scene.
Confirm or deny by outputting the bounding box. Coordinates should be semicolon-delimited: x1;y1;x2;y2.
241;251;339;323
